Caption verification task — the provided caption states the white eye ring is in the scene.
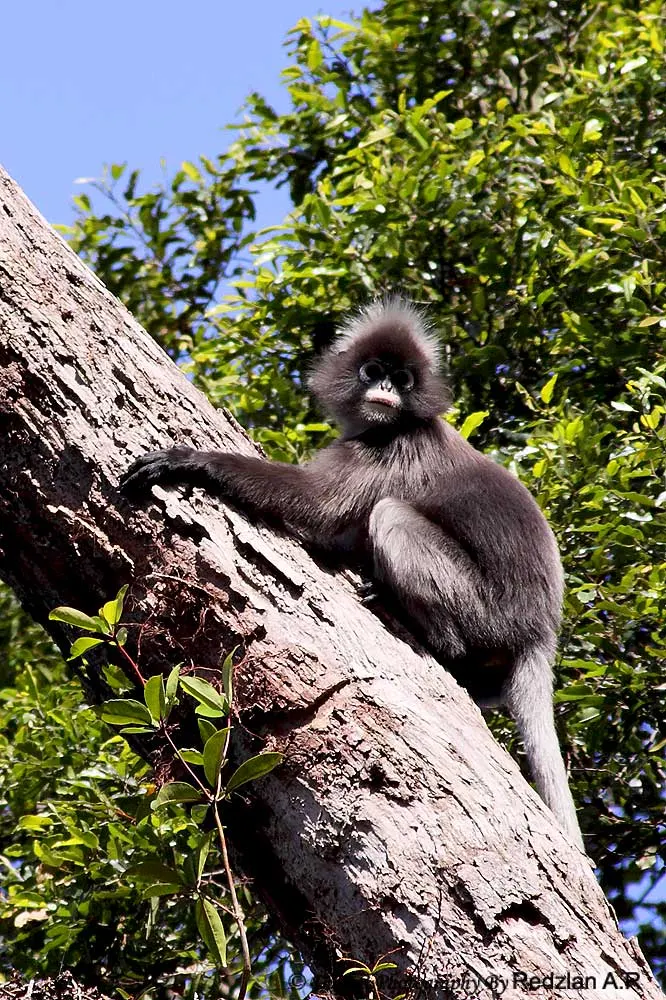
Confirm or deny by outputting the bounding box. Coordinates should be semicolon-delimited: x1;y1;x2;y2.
392;369;415;392
359;360;385;383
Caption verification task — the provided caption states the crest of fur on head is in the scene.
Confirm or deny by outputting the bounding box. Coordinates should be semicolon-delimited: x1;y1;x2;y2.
309;297;451;434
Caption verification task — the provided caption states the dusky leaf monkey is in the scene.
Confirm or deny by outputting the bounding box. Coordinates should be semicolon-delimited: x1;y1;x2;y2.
121;299;583;849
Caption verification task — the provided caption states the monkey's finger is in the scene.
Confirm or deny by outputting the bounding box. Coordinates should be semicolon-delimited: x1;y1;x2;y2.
119;452;173;494
358;579;380;605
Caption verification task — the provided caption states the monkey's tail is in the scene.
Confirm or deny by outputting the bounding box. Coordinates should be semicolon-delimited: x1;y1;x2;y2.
505;646;584;851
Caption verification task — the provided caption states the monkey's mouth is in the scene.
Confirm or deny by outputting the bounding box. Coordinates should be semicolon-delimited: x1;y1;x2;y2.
365;389;401;409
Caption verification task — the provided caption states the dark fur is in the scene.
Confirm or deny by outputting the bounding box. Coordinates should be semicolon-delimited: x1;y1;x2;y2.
121;300;583;848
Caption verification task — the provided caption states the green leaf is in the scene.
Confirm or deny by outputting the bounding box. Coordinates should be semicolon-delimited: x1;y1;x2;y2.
611;401;636;412
18;815;52;831
68;636;105;660
183;830;213;887
153;782;203;808
180;676;228;714
192;804;210;825
464;149;485;172
225;753;283;795
100;585;128;627
307;38;323;71
459;410;489;440
166;664;180;704
49;607;103;631
126;860;183;884
141;883;183;898
514;382;537;411
537;287;555;307
620;55;647;75
198;718;217;743
73;194;91;213
195;898;228;968
100;699;152;727
558;153;576;178
540;373;558;404
221;650;235;707
194;832;213;883
358;126;394;148
182;160;202;181
203;728;230;788
195;703;226;719
64;827;98;850
451;117;473;136
102;661;132;692
582;118;603;141
144;674;167;722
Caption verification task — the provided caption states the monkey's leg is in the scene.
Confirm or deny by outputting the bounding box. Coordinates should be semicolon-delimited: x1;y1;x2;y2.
368;497;490;658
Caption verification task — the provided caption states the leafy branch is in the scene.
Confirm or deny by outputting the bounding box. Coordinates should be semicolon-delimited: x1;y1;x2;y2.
50;587;282;998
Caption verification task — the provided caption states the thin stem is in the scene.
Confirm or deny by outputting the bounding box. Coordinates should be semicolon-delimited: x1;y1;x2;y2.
161;725;211;799
115;638;147;686
213;800;251;1000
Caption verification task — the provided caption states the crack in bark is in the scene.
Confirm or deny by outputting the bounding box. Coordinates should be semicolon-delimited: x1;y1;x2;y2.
247;678;352;737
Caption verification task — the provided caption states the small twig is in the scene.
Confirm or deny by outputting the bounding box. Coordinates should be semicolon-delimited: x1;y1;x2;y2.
212;712;251;1000
160;724;211;798
116;639;147;686
213;799;251;1000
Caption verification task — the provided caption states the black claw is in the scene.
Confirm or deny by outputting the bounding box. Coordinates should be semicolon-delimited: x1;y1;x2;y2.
358;578;379;605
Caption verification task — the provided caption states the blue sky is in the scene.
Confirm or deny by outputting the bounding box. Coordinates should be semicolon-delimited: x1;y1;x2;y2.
2;1;360;230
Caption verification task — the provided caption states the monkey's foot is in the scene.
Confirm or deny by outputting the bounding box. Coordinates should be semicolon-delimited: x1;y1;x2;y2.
358;579;380;605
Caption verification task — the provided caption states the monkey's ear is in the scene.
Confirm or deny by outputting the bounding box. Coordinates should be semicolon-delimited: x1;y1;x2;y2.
310;317;338;355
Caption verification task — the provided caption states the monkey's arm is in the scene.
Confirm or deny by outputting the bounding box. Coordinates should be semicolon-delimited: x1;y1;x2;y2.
120;447;334;538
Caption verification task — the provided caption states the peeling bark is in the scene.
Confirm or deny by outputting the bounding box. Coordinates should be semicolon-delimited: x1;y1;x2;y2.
0;165;662;999
0;973;112;1000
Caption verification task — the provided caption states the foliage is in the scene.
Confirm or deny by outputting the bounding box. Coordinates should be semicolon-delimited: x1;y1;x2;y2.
47;588;282;997
495;366;666;941
0;588;294;998
1;0;665;987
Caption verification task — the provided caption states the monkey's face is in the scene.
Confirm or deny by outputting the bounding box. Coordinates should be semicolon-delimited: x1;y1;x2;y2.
357;356;415;426
309;313;450;436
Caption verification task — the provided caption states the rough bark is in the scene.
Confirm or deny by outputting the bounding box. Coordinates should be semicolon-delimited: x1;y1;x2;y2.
0;164;661;1000
0;973;112;1000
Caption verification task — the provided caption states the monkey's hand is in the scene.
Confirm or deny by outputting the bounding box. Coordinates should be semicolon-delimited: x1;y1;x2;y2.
119;447;202;495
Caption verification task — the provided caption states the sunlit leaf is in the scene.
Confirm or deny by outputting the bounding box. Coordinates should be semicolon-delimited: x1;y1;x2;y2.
225;753;283;795
195;898;228;968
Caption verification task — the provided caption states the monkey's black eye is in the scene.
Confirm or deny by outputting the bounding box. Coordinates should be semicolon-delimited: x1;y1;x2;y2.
359;360;385;384
392;369;415;392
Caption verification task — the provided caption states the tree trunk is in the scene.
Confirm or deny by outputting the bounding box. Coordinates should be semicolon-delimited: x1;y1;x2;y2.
0;165;661;1000
0;973;112;1000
